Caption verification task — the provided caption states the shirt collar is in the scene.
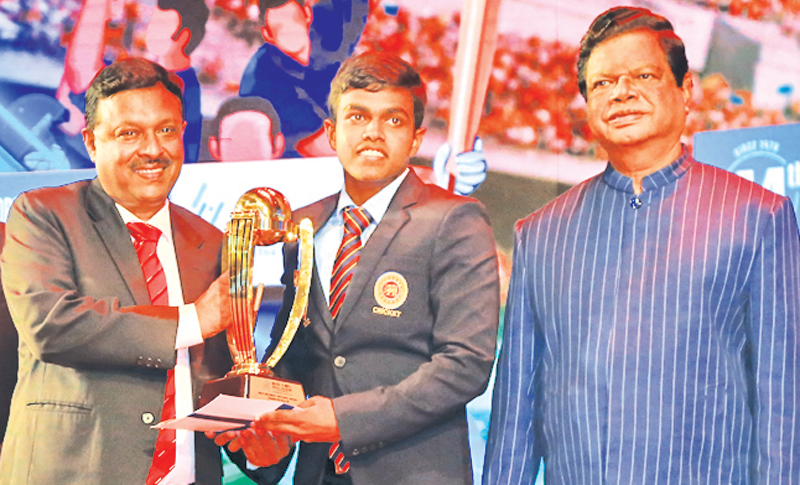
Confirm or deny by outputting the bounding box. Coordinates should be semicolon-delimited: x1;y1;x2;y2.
117;200;173;243
336;168;410;225
603;144;694;193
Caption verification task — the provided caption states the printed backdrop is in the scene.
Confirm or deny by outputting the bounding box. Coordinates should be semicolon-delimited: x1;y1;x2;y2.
1;0;800;483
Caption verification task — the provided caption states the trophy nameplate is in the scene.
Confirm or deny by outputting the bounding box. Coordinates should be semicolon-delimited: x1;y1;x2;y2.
200;188;313;407
200;373;306;405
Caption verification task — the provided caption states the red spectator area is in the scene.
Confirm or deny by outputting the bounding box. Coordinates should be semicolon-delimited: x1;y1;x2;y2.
692;0;800;24
357;5;798;159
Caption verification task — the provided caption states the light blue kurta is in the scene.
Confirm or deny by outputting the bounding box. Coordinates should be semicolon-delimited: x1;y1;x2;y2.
484;149;800;484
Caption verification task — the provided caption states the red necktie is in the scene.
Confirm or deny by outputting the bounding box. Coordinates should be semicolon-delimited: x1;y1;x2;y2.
330;206;372;319
328;207;370;475
127;222;176;484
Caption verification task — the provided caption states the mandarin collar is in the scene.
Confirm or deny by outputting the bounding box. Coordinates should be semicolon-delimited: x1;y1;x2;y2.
602;145;694;193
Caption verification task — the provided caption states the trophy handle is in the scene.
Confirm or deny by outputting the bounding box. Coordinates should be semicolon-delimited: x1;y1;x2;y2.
263;217;314;369
226;213;258;366
201;192;310;407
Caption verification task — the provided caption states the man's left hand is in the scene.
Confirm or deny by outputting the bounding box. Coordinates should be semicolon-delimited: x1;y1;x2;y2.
255;395;341;443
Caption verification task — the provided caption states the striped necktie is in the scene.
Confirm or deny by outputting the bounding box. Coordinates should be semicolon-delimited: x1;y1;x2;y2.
330;206;372;320
127;222;176;484
328;207;371;476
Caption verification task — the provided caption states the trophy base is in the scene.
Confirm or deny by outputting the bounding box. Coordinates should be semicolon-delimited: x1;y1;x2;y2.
200;374;306;407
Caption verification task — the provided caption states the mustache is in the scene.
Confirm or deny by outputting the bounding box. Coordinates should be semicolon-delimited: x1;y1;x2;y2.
607;108;645;121
130;158;172;170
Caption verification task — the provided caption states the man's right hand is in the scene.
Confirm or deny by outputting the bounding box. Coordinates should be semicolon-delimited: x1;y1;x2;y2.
195;270;233;339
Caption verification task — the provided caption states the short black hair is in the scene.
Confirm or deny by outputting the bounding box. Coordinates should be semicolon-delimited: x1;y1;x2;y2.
156;0;210;55
258;0;305;23
85;58;184;130
210;96;282;138
328;51;427;130
577;7;688;99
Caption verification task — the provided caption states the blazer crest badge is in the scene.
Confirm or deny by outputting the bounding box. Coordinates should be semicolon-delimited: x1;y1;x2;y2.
373;271;408;317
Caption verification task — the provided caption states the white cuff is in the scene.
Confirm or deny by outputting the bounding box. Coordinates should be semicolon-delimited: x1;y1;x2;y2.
176;303;204;349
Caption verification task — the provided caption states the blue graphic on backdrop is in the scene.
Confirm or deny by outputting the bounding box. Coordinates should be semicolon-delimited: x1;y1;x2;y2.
694;123;800;221
240;0;371;158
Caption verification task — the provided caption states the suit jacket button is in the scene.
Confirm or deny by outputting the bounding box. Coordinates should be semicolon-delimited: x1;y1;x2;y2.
352;449;360;456
333;356;346;368
142;412;155;424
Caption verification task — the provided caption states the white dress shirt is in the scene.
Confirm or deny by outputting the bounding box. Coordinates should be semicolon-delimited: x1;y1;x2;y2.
118;201;203;485
315;169;409;303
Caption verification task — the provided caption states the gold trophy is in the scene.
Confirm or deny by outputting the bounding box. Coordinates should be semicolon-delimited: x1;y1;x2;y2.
200;187;313;406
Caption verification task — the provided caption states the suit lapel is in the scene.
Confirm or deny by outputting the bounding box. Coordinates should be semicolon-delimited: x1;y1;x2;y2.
171;206;212;370
297;195;338;337
86;179;150;306
334;173;423;326
171;206;209;304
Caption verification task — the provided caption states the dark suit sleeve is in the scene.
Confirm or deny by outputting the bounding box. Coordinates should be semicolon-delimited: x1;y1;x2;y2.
333;199;500;452
0;222;17;444
1;191;180;370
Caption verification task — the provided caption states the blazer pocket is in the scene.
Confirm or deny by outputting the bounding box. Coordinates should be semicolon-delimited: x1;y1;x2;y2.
27;401;92;413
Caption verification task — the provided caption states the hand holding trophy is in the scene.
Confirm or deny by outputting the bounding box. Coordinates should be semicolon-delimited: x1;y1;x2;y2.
200;187;313;406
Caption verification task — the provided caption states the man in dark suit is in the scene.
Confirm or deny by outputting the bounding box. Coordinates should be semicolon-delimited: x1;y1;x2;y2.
215;51;500;484
0;222;16;453
0;59;233;484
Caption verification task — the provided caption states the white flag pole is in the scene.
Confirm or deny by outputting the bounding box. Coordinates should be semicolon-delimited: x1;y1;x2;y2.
447;0;501;165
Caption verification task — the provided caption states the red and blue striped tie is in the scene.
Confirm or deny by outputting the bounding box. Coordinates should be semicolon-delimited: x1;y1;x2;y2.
329;206;372;320
329;208;371;475
127;222;176;484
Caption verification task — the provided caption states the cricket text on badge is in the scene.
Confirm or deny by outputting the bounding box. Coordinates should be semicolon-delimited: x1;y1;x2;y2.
372;271;408;317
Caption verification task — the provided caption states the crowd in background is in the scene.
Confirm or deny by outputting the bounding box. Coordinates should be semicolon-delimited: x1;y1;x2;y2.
0;0;76;56
358;4;799;157
693;0;800;37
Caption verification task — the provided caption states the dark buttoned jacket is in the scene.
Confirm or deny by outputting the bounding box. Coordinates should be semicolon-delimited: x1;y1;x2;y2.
255;172;500;485
0;179;231;484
